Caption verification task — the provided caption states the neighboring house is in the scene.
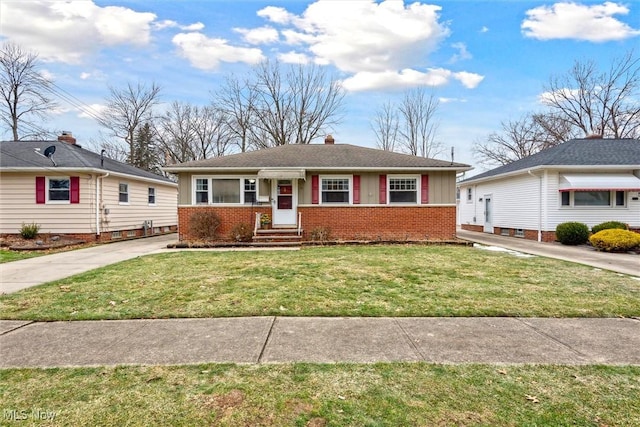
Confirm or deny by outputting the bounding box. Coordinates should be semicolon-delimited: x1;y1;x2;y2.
458;138;640;242
163;136;471;242
0;133;178;241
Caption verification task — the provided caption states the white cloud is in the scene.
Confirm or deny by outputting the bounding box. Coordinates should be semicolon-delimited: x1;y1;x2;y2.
154;20;204;31
0;1;156;63
450;42;472;63
453;71;484;89
257;6;295;24
234;26;279;44
253;0;481;92
522;1;640;42
439;97;467;104
480;26;489;33
80;72;92;80
78;104;108;119
172;32;265;70
278;51;311;64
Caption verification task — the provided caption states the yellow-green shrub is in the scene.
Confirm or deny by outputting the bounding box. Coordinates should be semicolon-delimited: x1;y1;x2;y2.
589;229;640;252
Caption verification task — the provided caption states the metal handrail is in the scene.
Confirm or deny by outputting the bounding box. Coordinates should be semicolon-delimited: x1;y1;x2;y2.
297;212;302;236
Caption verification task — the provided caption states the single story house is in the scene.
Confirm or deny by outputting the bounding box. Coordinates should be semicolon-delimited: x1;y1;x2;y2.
0;132;178;241
458;137;640;241
163;136;471;242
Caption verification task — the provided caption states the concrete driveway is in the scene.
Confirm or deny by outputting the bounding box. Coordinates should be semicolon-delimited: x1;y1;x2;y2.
1;234;178;294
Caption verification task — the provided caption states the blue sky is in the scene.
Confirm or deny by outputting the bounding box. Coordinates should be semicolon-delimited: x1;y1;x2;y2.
1;0;639;173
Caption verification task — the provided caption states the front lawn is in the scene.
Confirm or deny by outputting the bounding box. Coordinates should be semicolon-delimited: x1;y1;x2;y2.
1;363;638;426
1;245;638;320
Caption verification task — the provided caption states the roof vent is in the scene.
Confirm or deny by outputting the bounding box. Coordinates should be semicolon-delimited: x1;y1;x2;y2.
58;131;77;145
324;134;335;144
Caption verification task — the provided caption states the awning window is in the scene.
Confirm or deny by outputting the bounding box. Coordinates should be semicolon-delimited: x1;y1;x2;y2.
257;169;306;180
559;174;640;192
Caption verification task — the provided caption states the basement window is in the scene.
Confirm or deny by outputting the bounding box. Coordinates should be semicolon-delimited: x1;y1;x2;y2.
515;229;525;238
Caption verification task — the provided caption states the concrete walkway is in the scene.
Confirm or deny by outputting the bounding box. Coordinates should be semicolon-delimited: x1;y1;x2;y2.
457;229;639;277
1;317;639;368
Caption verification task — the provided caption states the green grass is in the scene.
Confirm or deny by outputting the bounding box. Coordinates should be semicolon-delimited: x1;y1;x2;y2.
1;363;638;426
1;246;638;320
0;248;45;263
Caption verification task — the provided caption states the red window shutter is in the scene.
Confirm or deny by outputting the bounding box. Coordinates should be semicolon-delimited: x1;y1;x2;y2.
421;174;429;204
70;176;80;204
311;175;319;204
36;176;46;204
379;174;387;204
353;175;360;204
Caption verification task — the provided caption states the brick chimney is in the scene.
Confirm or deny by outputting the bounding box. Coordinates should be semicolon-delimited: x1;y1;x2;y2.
324;134;335;144
58;131;76;145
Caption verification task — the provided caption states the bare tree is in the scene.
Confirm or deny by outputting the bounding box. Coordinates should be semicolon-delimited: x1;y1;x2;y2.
371;100;399;151
100;81;161;166
192;105;233;158
398;87;442;157
214;75;258;152
542;50;640;138
473;112;578;167
250;60;345;147
0;42;58;140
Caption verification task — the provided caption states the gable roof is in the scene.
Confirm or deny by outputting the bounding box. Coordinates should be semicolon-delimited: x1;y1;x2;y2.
163;143;471;172
0;140;176;185
461;138;640;184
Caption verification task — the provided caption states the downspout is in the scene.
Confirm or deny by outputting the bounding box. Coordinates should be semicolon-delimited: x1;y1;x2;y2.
528;170;542;242
96;172;109;238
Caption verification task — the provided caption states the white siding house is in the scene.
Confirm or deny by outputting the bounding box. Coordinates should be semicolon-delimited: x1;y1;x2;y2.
0;134;178;241
459;138;640;241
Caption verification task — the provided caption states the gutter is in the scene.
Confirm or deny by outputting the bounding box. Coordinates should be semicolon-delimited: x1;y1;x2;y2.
96;172;109;237
528;170;542;242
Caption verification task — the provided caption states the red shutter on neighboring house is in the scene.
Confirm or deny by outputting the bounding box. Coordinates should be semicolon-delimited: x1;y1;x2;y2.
70;176;80;204
311;175;319;204
353;175;360;204
379;174;387;204
35;176;46;204
421;174;429;204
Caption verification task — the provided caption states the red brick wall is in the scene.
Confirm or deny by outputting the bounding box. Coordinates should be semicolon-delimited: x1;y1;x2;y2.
178;205;457;241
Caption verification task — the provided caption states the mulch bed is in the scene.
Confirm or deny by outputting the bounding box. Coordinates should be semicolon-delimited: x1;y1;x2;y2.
0;235;87;251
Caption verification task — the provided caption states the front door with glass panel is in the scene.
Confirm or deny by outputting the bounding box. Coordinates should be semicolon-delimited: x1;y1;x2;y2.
483;195;493;233
272;179;297;226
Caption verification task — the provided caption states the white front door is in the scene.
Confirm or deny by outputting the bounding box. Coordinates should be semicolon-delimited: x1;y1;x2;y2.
483;194;493;233
272;179;297;227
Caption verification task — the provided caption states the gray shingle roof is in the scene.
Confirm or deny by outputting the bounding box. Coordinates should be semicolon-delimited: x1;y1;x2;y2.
163;143;470;170
461;138;640;183
0;140;175;184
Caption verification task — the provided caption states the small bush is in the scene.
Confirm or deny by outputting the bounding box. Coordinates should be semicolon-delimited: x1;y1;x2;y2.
188;211;222;240
555;221;589;245
589;229;640;252
591;221;627;234
310;226;331;242
230;223;253;242
20;222;40;239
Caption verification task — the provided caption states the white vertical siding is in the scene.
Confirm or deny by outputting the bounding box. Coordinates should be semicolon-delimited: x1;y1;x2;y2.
545;170;640;230
459;174;541;229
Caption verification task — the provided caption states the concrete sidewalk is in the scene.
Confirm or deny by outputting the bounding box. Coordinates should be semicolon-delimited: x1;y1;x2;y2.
1;317;638;368
457;229;639;277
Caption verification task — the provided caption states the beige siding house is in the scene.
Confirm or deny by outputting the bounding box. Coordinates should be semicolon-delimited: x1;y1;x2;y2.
0;134;178;241
164;136;471;242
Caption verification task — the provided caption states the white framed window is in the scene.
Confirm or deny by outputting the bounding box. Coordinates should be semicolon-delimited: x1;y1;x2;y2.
119;183;129;204
192;176;258;205
560;191;627;208
388;176;419;204
148;187;156;205
48;177;70;203
320;176;351;204
244;179;257;204
466;188;473;203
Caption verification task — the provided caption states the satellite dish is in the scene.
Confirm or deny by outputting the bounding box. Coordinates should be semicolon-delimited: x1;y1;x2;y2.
43;145;56;158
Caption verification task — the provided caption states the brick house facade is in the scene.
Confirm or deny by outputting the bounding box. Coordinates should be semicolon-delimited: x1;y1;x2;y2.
165;137;471;242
